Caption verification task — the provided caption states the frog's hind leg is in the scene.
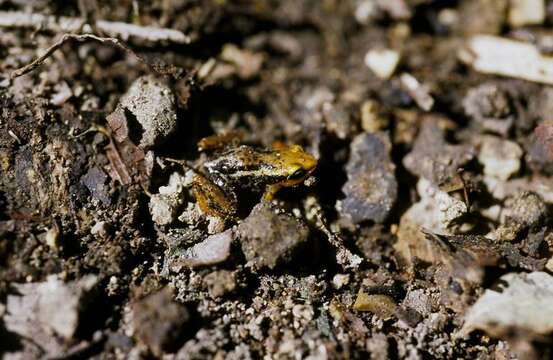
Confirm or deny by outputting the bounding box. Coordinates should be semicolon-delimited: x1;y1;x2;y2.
197;131;243;152
192;173;238;220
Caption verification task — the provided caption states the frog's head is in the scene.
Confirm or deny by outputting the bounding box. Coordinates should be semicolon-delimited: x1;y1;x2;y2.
278;145;317;186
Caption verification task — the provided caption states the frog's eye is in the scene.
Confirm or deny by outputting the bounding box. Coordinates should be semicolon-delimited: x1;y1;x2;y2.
288;167;307;180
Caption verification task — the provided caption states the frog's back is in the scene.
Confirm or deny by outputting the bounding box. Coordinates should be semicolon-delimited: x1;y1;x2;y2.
203;145;285;189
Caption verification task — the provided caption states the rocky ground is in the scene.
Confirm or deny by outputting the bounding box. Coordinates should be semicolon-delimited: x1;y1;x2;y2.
1;1;553;359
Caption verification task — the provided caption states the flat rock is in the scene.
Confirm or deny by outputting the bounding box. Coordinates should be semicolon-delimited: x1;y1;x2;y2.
81;166;110;206
461;272;553;338
237;202;309;270
338;132;397;224
169;229;233;270
4;275;98;357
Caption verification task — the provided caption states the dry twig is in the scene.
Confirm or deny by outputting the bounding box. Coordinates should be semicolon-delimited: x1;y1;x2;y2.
10;33;147;78
0;10;191;45
315;212;363;269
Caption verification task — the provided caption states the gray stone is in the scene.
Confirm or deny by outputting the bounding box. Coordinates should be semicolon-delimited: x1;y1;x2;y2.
237;202;309;269
203;270;237;298
403;117;474;186
173;229;233;269
131;287;189;356
4;275;98;357
338;132;397;224
463;84;511;120
81;166;110;206
528;120;553;175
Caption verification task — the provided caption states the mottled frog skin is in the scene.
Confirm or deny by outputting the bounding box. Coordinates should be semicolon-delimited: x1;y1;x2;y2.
191;139;317;219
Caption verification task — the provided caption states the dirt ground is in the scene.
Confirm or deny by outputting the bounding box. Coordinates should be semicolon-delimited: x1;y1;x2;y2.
1;1;553;359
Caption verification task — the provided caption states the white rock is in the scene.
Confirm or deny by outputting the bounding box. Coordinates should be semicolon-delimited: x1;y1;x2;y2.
364;49;400;79
355;0;379;24
461;35;553;85
509;0;545;27
149;172;187;226
415;178;468;231
50;81;73;106
478;136;523;180
332;274;350;289
91;221;108;237
45;226;59;250
179;229;233;268
400;73;434;111
461;272;553;338
220;44;264;79
484;175;553;202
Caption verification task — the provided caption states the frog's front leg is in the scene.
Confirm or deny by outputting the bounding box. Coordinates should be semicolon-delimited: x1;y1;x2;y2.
262;184;282;201
191;172;238;220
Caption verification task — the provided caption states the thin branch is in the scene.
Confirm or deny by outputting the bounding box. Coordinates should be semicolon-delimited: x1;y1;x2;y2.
315;212;363;269
0;11;191;45
10;33;148;78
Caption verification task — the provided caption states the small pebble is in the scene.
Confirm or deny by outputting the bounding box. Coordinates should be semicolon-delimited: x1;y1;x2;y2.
149;173;187;226
177;229;233;269
364;49;400;79
332;274;350;290
478;136;523;180
509;0;545;27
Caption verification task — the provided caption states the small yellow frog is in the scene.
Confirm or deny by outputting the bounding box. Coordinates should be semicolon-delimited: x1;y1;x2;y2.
189;134;317;220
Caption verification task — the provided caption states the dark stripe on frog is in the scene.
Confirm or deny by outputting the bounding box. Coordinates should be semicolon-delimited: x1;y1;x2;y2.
208;157;280;175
